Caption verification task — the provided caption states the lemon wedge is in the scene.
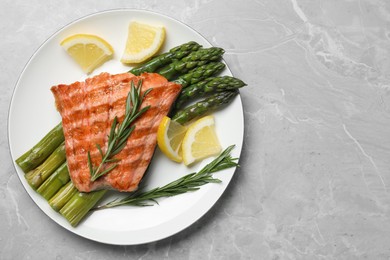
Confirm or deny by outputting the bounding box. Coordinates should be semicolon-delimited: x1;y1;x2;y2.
121;21;165;64
60;34;114;74
157;116;187;162
182;116;221;166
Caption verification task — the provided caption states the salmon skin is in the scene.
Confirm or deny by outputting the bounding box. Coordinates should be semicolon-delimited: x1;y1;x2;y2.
51;72;182;192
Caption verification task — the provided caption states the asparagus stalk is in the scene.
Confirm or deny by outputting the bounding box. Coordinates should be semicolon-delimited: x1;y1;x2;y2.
175;76;246;109
60;190;107;227
174;62;226;88
49;181;78;212
16;123;64;173
172;90;239;124
25;143;66;190
129;41;202;75
157;47;224;80
37;162;70;200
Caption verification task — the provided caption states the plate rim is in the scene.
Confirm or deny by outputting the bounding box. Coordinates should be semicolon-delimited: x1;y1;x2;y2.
7;8;245;245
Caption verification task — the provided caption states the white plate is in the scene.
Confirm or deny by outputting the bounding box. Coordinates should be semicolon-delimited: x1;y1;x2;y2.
8;9;244;245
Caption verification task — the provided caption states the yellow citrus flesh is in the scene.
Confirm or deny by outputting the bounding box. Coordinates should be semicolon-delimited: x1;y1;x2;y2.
157;116;187;162
60;34;114;74
182;116;221;166
121;21;165;64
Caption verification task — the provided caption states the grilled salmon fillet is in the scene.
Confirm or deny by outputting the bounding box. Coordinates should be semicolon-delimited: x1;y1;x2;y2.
51;72;182;192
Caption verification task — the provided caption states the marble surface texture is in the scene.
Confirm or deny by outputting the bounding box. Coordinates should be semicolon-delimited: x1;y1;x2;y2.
2;0;390;259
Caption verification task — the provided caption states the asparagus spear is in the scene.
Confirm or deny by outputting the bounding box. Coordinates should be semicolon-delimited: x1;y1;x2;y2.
49;181;78;212
129;41;202;75
60;190;107;227
157;47;224;80
25;143;66;190
172;90;239;124
174;62;226;88
37;162;70;200
16;123;64;173
175;76;246;109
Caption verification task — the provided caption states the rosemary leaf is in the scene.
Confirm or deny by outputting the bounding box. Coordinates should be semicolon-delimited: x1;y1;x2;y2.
87;152;93;174
104;158;120;163
93;164;118;180
95;144;103;158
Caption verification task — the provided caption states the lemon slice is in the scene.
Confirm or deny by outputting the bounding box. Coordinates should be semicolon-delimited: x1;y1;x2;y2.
157;116;187;162
60;34;114;74
182;116;221;166
121;21;165;64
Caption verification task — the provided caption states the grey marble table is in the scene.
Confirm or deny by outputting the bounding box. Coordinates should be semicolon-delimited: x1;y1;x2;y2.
2;0;390;259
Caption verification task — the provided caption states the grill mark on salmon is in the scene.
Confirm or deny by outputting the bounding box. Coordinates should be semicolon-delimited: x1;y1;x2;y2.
51;72;182;192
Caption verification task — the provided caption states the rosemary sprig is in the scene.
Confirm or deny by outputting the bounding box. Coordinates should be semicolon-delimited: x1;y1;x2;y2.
89;80;152;181
95;145;239;209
